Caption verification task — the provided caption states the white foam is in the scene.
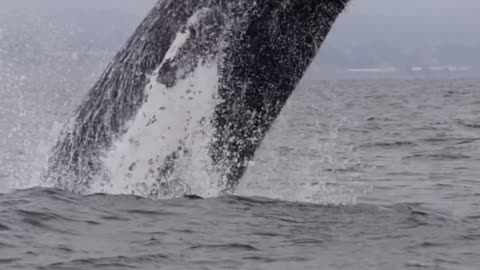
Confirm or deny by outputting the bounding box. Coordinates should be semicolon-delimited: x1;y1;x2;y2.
95;62;223;198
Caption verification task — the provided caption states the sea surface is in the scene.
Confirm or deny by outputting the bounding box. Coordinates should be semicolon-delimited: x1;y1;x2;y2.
1;78;480;269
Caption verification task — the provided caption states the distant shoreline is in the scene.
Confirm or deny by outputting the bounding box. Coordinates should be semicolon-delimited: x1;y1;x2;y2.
311;67;480;80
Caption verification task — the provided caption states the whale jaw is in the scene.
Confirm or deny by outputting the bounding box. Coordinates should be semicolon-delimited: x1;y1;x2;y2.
44;0;350;198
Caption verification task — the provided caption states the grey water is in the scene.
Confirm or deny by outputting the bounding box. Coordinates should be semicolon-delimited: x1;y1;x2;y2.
1;78;480;269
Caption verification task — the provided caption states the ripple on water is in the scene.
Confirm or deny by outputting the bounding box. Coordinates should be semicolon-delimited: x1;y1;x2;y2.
0;188;478;269
2;80;480;269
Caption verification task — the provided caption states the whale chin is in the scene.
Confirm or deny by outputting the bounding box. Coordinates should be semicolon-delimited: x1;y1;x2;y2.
44;0;350;198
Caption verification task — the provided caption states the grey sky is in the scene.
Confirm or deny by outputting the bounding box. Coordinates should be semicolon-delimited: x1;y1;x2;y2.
349;0;480;16
1;0;479;17
1;0;478;70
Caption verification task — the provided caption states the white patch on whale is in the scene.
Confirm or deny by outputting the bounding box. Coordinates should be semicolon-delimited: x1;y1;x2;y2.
90;9;225;198
162;8;211;64
95;63;223;198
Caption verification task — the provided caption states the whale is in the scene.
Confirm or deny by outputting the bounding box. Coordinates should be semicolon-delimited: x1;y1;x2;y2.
44;0;350;198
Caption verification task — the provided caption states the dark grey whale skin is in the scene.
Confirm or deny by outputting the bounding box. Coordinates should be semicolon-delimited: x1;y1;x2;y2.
45;0;350;194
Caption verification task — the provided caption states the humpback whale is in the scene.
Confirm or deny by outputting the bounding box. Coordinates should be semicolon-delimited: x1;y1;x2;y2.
45;0;350;198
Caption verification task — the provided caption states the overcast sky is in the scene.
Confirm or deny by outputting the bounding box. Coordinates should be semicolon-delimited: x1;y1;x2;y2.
349;0;480;17
1;0;478;70
1;0;479;17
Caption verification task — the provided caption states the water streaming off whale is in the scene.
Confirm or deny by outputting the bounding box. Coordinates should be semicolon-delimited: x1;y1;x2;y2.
44;0;350;198
1;1;480;269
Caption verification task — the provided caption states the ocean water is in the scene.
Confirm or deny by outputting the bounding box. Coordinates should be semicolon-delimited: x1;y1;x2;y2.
1;78;480;269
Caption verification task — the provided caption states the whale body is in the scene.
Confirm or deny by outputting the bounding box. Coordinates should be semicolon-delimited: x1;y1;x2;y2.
45;0;350;198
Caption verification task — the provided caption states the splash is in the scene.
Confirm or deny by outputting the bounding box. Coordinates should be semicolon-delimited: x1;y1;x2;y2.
95;62;223;198
42;0;351;199
236;79;370;205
